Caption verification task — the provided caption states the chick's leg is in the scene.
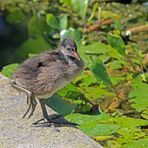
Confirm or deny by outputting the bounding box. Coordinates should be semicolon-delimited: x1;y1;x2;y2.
11;80;37;118
23;93;37;119
39;99;49;119
33;99;50;125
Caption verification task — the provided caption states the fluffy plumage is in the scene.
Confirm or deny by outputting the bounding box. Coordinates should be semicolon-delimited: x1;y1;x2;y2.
13;40;84;99
12;39;84;123
14;39;84;98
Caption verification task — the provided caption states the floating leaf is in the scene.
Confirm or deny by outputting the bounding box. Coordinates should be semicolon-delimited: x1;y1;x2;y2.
46;13;59;29
122;137;148;148
107;116;148;128
129;77;148;114
79;123;120;137
79;85;115;101
65;112;110;125
65;113;148;139
1;63;19;78
117;127;145;141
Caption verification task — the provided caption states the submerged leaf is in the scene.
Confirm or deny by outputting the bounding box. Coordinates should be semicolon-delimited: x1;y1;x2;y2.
45;94;76;116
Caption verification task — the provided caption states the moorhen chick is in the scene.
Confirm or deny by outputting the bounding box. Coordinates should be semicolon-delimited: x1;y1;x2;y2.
12;39;84;124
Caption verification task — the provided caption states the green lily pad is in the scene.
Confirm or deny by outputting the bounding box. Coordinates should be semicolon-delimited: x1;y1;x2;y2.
129;77;148;114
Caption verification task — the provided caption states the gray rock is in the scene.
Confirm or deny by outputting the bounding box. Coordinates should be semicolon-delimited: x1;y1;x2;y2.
0;74;103;148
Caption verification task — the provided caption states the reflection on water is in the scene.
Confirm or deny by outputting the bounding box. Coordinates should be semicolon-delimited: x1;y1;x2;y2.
0;14;27;70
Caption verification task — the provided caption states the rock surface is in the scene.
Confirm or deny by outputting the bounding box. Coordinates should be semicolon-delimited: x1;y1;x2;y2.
0;74;103;148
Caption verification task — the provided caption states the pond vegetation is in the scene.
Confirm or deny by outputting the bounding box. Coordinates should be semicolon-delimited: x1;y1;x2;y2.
0;0;148;147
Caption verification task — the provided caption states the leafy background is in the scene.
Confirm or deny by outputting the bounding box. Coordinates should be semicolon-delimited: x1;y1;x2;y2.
0;0;148;147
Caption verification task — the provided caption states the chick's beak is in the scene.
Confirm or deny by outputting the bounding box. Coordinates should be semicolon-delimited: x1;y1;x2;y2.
71;51;81;61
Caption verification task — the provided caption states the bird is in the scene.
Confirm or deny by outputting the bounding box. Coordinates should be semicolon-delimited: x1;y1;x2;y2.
12;38;84;125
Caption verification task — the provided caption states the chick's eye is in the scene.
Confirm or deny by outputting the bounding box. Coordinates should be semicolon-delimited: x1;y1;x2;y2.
67;47;74;52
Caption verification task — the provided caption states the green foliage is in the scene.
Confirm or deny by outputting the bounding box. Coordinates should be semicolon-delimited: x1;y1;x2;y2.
74;72;97;87
65;113;148;147
58;83;79;97
72;0;89;20
60;0;72;6
6;7;25;24
60;14;68;30
60;0;89;20
121;138;148;148
107;33;125;56
45;94;76;116
16;36;51;59
28;16;50;37
80;86;115;101
88;2;99;22
1;63;19;78
129;77;148;115
46;13;59;29
89;57;112;86
80;123;120;137
0;1;147;147
113;20;122;31
60;28;82;43
79;42;123;66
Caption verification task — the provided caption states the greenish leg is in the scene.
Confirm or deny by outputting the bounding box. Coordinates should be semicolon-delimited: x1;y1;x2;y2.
11;80;37;119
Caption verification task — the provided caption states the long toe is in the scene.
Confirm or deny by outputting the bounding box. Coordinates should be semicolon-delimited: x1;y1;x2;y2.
32;118;45;125
32;117;52;126
22;103;32;118
28;99;37;119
